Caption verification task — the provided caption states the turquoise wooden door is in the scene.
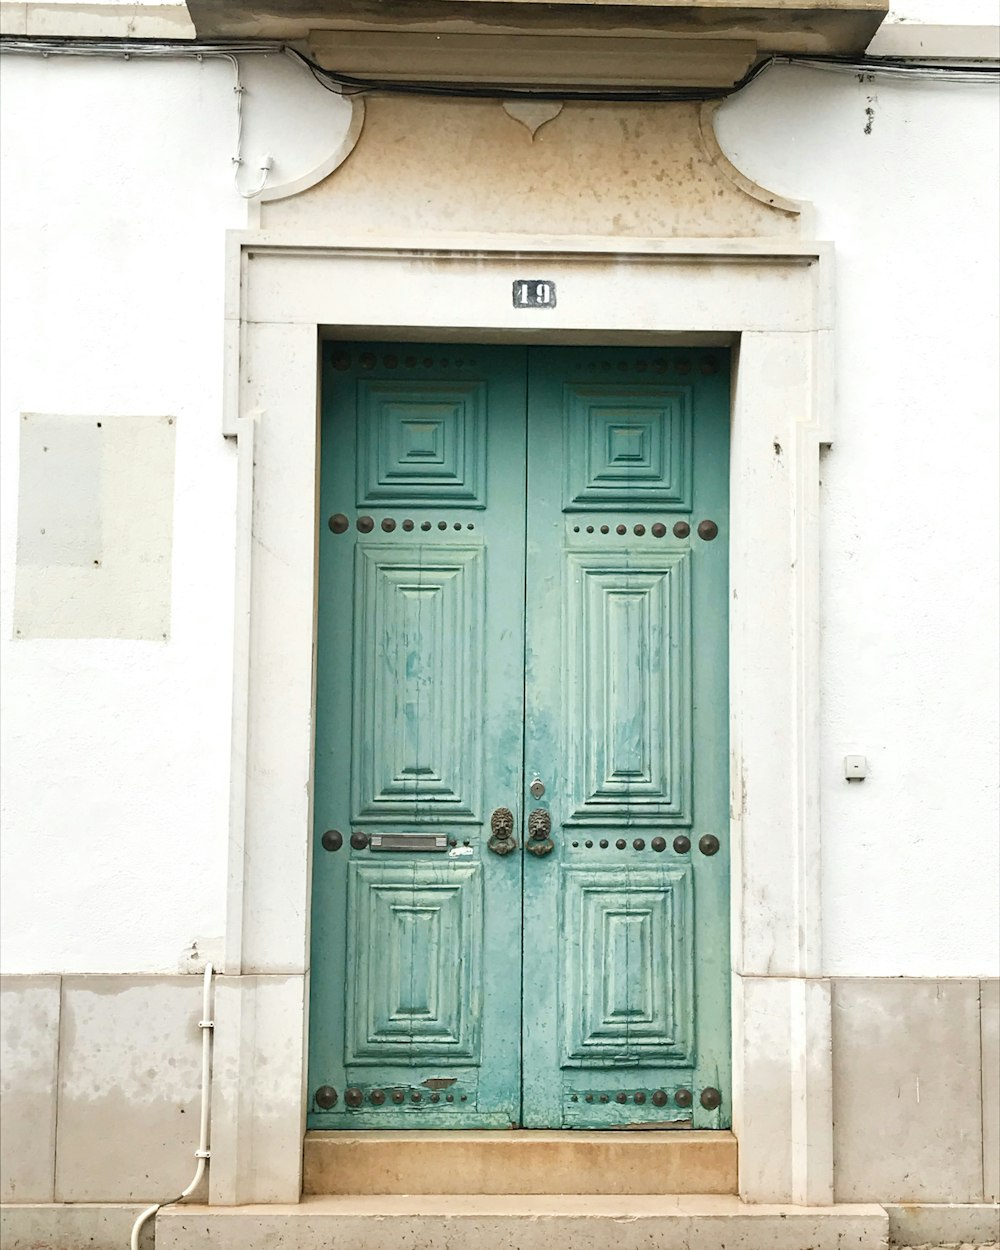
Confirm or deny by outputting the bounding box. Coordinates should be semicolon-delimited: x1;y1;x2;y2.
309;343;527;1128
309;343;730;1130
521;347;731;1128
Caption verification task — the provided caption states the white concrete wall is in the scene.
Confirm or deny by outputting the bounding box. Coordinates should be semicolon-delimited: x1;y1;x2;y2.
0;54;240;974
716;65;1000;977
1;49;997;978
888;0;999;23
0;50;353;973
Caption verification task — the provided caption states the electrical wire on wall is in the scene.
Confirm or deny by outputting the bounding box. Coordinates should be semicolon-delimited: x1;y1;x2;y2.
226;53;273;198
1;32;997;198
0;37;284;198
2;35;997;99
281;45;1000;101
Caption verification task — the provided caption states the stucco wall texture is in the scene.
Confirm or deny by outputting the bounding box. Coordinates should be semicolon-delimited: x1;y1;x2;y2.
0;48;997;978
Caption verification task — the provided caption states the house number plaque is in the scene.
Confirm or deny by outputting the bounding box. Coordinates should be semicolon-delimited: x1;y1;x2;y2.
513;280;557;309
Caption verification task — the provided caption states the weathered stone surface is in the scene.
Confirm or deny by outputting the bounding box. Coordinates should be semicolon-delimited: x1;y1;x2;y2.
260;97;801;241
0;976;60;1202
0;1202;153;1250
303;1129;737;1195
56;976;206;1202
833;979;984;1203
982;981;1000;1203
886;1200;1000;1247
158;1194;889;1250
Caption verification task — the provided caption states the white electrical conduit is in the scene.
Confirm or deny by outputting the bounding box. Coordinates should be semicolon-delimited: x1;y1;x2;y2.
129;963;214;1250
224;54;273;199
0;42;276;198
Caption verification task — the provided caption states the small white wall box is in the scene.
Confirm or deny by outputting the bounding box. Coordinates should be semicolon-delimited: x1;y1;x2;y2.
844;755;868;782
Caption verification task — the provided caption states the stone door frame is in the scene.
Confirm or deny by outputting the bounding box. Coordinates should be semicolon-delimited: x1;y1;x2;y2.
210;232;834;1208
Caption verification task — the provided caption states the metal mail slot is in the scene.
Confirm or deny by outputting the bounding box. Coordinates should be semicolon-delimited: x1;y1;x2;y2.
368;834;449;852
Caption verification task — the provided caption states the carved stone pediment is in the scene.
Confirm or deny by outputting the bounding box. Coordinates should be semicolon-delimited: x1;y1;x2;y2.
259;95;803;239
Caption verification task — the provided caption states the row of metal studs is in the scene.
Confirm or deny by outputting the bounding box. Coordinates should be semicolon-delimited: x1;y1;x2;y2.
571;520;718;540
571;1088;722;1109
570;835;686;852
569;833;720;855
330;353;480;370
571;1090;687;1108
329;516;719;539
328;355;719;374
329;514;476;534
316;1085;471;1109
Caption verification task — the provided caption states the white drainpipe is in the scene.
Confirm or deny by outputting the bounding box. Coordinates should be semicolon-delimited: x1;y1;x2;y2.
129;963;215;1250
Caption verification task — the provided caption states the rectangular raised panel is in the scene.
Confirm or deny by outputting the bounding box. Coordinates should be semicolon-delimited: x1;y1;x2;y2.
563;383;691;511
352;545;483;823
564;552;691;825
346;861;482;1064
561;866;694;1067
357;381;487;507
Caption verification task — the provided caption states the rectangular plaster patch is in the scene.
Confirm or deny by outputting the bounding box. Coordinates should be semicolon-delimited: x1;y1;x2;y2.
14;414;175;640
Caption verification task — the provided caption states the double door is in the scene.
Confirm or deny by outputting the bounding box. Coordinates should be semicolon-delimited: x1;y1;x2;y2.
309;343;730;1129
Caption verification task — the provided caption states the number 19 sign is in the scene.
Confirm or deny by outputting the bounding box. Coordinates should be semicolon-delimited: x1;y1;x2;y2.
513;279;557;309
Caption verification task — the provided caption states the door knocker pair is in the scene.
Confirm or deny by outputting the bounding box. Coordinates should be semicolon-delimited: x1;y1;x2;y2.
488;806;555;856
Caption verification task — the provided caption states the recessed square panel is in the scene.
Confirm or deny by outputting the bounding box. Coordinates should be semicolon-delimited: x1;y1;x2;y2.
357;381;487;507
399;418;445;464
346;861;482;1065
606;423;652;469
560;865;694;1067
563;384;691;511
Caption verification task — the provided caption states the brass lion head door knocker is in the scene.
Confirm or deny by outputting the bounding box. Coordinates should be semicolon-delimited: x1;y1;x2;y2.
488;806;517;855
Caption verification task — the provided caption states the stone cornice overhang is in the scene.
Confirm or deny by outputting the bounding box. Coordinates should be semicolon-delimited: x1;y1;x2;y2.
187;0;888;89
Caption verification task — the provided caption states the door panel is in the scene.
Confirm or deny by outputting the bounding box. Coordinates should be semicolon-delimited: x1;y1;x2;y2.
563;550;691;825
310;342;730;1131
521;347;730;1128
309;343;527;1129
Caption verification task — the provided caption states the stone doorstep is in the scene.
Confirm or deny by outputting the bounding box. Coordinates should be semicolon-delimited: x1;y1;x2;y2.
157;1195;889;1250
303;1128;738;1195
0;1203;155;1250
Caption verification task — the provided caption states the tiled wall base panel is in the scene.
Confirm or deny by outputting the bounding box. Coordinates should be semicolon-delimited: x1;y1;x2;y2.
832;978;997;1204
984;980;1000;1202
0;972;307;1207
2;974;997;1207
0;974;210;1203
55;976;209;1202
0;976;59;1201
0;1203;154;1250
884;1203;1000;1246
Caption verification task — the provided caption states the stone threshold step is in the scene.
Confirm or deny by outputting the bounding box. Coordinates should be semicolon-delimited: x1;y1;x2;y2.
157;1195;889;1250
304;1128;738;1195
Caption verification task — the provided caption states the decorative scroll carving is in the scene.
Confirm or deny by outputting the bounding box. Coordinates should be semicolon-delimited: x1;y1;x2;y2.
502;100;564;140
